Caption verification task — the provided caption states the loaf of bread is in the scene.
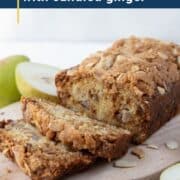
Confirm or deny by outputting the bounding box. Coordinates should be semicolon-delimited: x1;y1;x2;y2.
0;120;94;180
21;97;131;160
55;37;180;143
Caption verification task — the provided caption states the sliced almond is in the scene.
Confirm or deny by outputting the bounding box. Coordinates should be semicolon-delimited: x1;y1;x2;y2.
165;140;179;150
117;73;126;83
131;65;140;72
144;101;149;104
100;56;114;70
157;86;166;95
146;144;159;150
113;160;137;168
66;69;76;76
121;110;131;123
177;56;180;65
116;55;126;63
158;52;168;60
131;147;145;159
134;86;144;96
85;62;96;68
173;48;178;56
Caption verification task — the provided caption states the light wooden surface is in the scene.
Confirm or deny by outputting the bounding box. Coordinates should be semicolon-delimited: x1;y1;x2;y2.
0;103;179;180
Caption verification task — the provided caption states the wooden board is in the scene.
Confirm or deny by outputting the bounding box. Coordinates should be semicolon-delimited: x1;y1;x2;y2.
0;103;180;180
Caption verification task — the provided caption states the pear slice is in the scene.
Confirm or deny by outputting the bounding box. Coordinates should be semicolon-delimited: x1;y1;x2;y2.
160;163;180;180
16;62;59;102
0;55;30;108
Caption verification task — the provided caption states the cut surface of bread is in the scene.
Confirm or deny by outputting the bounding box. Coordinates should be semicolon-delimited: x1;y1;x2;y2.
22;97;131;160
0;120;94;180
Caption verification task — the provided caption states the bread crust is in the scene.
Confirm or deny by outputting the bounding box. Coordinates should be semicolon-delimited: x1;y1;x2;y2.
55;37;180;143
0;120;94;180
21;97;131;160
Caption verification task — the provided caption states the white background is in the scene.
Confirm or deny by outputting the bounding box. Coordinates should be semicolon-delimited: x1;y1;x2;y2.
0;9;179;67
0;9;180;42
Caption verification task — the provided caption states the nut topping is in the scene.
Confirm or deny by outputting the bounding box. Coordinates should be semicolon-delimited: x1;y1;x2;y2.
157;86;166;95
158;52;168;60
131;65;140;72
177;56;180;65
146;144;159;150
131;147;145;159
165;140;179;150
121;110;131;123
113;159;137;168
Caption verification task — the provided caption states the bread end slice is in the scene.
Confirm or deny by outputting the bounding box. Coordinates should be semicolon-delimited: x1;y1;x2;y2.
0;120;94;180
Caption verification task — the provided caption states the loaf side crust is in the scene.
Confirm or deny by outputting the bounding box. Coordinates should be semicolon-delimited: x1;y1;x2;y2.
131;81;180;143
21;97;131;160
0;120;94;180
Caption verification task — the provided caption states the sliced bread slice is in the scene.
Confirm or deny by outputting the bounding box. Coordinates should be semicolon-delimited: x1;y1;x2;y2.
21;97;131;161
0;120;94;180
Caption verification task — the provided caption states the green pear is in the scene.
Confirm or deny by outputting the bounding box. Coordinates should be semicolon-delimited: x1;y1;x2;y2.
16;62;59;102
160;163;180;180
0;55;30;108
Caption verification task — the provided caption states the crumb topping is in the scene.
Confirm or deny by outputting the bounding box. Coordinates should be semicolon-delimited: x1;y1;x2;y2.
66;37;180;97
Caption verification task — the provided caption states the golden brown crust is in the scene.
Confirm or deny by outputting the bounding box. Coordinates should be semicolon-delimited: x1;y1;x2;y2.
55;37;180;143
57;37;180;97
21;97;131;160
0;120;94;180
